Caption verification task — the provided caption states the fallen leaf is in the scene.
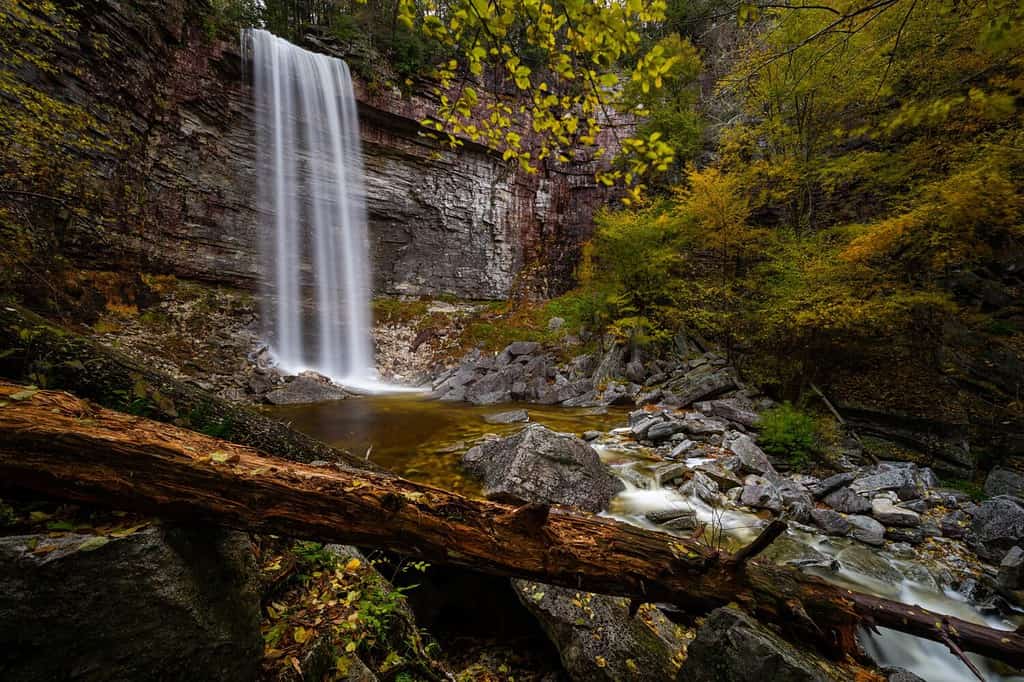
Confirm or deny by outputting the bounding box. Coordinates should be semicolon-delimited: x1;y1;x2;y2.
78;536;110;552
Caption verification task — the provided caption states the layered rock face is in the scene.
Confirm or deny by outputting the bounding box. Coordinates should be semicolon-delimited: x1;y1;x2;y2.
19;1;612;299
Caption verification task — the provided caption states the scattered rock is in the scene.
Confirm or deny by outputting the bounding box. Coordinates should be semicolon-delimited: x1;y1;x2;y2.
970;495;1024;562
674;372;737;407
462;424;623;512
513;581;687;682
680;471;720;506
483;409;529;425
808;472;855;500
985;467;1024;498
647;420;687;443
677;607;850;681
823;487;872;515
810;509;851;536
846;515;886;546
625;359;646;384
0;526;262;682
698;399;760;429
998;546;1024;591
582;430;602;441
506;341;541;357
653;462;690;487
871;498;921;527
264;372;351;405
695;462;743;490
730;435;776;476
740;476;783;513
940;510;971;539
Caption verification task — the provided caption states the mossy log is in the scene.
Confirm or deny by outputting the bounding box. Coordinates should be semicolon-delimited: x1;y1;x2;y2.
1;381;1022;671
0;304;368;468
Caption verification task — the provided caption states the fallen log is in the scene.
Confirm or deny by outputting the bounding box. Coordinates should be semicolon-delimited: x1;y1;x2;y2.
0;304;368;468
1;382;1021;670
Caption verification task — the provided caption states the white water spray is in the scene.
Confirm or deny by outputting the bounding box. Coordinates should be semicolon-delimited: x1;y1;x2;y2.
249;29;375;385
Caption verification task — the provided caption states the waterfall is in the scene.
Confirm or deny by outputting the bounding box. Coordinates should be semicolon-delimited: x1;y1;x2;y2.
248;29;375;385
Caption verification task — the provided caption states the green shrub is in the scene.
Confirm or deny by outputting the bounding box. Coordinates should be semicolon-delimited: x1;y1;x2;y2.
758;403;820;467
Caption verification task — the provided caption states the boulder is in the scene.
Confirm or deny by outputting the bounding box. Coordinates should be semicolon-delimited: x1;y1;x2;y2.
846;515;886;546
822;487;872;515
940;510;971;539
740;476;783;513
810;509;851;536
264;372;351;405
505;341;541;357
677;607;849;681
680;471;721;506
631;415;665;440
871;498;921;527
463;425;623;512
998;546;1024;591
730;435;776;476
625;359;646;383
985;467;1024;498
465;370;514;405
647;420;687;443
483;409;529;425
807;472;855;500
970;495;1024;562
653;462;690;487
645;506;697;525
0;526;262;682
514;581;687;682
698;399;760;429
674;372;737;407
695;462;743;490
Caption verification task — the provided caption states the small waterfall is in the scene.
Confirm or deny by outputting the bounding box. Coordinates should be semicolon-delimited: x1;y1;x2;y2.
248;29;375;385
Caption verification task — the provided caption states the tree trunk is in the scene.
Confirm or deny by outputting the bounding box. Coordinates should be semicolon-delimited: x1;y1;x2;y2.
1;382;1021;670
0;304;370;469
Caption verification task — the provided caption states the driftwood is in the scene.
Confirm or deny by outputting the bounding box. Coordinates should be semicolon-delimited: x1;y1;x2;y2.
1;382;1022;670
0;304;368;468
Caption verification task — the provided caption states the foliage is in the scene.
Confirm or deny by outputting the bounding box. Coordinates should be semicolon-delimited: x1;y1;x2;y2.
757;403;820;467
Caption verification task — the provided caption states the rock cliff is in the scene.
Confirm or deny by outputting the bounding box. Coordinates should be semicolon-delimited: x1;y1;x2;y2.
15;0;613;300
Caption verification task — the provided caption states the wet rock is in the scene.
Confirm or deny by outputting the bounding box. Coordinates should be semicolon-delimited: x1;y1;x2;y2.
653;462;690;487
0;526;261;682
740;476;783;513
645;506;697;526
808;472;855;500
985;467;1024;498
998;546;1024;590
695;462;743;490
810;509;851;536
514;582;687;682
677;606;849;681
871;498;921;527
647;419;687;443
823;487;872;515
760;537;836;571
582;430;602;441
483;409;529;425
970;495;1024;562
462;424;623;512
773;477;813;522
836;546;902;583
730;434;777;476
264;372;351;405
679;471;720;506
846;515;886;546
669;439;696;459
631;415;665;440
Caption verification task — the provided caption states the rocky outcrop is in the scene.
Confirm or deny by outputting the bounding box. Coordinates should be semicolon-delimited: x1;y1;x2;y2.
677;607;850;681
6;1;617;301
462;424;623;512
0;525;262;681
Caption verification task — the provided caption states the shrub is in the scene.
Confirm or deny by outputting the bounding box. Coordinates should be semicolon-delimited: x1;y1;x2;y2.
758;403;820;467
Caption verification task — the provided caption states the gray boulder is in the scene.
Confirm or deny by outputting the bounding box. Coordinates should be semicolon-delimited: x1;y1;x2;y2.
695;462;743;490
740;476;783;513
998;546;1024;591
810;509;851;536
971;496;1024;562
823;487;872;515
985;467;1024;498
506;341;541;357
674;372;738;407
730;435;777;476
265;371;351;405
465;371;513;404
677;607;849;681
846;515;886;546
647;419;687;442
462;424;623;512
808;472;855;499
514;582;687;681
680;471;721;506
871;498;921;527
0;526;261;682
698;398;760;429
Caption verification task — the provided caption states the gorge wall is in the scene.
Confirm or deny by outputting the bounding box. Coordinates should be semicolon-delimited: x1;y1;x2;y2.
26;0;611;300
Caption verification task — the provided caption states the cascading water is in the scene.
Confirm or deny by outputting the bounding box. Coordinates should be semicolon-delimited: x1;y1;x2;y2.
248;29;375;386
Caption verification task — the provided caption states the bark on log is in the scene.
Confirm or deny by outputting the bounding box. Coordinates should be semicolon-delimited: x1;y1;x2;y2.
1;382;1022;670
0;304;368;468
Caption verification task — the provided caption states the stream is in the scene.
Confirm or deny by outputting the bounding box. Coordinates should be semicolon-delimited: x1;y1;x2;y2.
270;395;1023;682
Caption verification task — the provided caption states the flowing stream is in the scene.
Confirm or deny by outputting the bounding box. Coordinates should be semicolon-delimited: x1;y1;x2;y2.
275;396;1024;681
249;29;375;386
